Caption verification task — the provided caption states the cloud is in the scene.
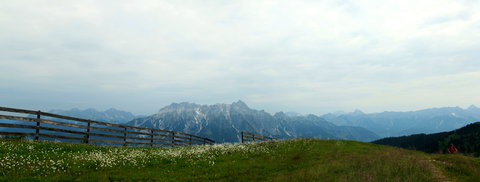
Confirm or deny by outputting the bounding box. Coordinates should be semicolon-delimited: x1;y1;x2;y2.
345;71;480;112
1;0;479;114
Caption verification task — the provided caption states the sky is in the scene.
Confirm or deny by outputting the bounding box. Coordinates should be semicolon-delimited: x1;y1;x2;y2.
1;0;480;115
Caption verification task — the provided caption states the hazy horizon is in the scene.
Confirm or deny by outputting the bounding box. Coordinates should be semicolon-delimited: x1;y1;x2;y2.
1;1;479;115
3;100;478;117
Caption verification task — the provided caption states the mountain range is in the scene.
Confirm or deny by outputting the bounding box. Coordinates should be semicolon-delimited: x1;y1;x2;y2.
322;106;480;138
126;101;379;143
5;102;479;144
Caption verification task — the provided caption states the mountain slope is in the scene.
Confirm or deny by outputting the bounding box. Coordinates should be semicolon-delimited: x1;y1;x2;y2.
128;101;379;143
273;112;378;141
323;106;480;137
373;122;480;157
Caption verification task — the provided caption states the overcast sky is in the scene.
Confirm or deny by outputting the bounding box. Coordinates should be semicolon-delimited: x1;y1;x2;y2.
1;0;480;115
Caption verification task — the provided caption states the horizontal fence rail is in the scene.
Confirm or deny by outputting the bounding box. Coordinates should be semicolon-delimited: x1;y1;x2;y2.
240;131;275;143
0;106;214;147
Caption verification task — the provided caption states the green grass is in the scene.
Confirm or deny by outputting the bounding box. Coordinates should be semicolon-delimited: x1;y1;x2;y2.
431;154;480;182
0;138;479;182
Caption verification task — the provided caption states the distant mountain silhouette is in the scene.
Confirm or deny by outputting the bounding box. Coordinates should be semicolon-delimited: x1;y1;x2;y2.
373;122;480;157
127;101;379;143
323;105;480;137
47;108;141;124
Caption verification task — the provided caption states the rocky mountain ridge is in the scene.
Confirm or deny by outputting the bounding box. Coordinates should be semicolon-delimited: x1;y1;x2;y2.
127;101;379;143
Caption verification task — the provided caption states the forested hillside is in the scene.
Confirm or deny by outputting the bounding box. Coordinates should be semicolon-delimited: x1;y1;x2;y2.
373;122;480;156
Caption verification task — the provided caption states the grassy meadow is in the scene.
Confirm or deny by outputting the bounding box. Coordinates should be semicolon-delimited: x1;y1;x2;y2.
0;138;479;182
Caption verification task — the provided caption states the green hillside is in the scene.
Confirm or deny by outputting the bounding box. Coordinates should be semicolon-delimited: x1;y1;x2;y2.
373;122;480;157
0;138;479;182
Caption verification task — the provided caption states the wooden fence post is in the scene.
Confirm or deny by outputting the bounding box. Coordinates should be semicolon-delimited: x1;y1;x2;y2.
189;135;192;145
35;111;40;141
171;132;175;145
123;127;127;146
85;120;91;144
150;129;154;147
241;131;244;143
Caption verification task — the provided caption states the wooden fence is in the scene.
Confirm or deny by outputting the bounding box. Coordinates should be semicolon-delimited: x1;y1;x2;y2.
240;131;274;143
0;106;214;146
